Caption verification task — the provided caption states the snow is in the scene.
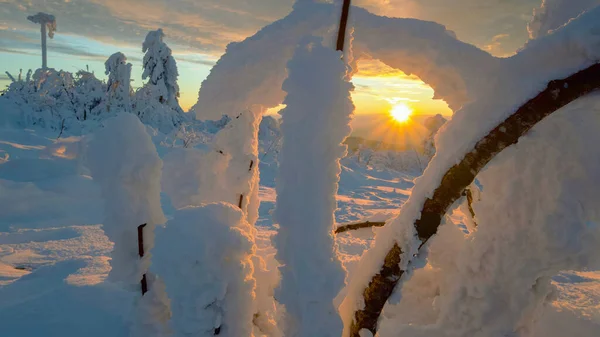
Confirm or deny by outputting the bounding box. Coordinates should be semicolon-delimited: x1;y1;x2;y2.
273;36;352;337
141;28;181;109
86;113;170;335
0;114;598;336
105;52;132;114
1;1;600;337
26;12;57;38
340;6;600;337
376;92;600;337
153;203;255;337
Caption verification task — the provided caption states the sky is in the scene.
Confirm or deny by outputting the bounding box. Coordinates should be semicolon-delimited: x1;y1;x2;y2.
0;0;544;117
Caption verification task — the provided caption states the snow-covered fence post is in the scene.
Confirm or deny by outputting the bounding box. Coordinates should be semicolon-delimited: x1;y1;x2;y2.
87;113;170;336
346;62;600;337
273;36;353;336
157;108;271;336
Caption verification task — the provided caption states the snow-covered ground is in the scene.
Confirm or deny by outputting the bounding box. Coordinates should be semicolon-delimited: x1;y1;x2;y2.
0;122;407;336
0;120;598;336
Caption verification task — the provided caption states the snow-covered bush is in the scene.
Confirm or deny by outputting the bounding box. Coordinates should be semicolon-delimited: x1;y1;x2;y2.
0;68;79;132
73;69;106;122
1;30;187;136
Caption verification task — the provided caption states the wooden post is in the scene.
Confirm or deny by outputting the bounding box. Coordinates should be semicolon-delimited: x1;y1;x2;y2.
138;224;148;295
336;0;352;52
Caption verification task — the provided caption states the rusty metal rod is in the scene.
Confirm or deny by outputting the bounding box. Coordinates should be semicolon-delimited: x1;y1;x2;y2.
336;0;352;51
138;223;148;295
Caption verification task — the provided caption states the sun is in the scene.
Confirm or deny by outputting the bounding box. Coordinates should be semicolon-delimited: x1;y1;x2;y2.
390;103;413;123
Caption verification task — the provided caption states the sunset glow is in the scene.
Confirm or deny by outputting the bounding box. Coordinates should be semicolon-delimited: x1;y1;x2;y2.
390;103;412;123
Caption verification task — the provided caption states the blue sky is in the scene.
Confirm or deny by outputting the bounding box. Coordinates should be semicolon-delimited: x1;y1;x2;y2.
1;0;542;112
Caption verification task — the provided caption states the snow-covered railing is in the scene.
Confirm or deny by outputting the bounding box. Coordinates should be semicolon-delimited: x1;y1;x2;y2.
348;62;600;337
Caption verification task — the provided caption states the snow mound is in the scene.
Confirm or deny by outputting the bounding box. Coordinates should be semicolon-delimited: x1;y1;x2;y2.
153;203;255;337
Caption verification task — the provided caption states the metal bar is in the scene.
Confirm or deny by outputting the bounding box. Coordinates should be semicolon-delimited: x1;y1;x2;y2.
336;0;352;51
138;224;148;295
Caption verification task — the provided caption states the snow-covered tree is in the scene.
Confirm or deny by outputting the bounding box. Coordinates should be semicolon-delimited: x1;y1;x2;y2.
141;28;180;109
105;52;132;114
133;29;186;134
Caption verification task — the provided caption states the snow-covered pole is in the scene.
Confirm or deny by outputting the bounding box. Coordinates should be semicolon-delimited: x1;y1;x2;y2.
41;23;47;69
273;36;352;337
27;12;56;70
336;0;351;51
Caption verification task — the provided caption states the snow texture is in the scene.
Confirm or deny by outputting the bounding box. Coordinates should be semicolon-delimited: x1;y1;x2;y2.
273;36;352;337
153;203;255;337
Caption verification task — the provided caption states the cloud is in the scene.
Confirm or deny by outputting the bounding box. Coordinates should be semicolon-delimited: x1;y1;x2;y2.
527;0;600;39
354;59;422;79
0;0;296;57
483;33;513;56
174;55;217;67
357;0;540;56
0;47;38;56
0;0;543;61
